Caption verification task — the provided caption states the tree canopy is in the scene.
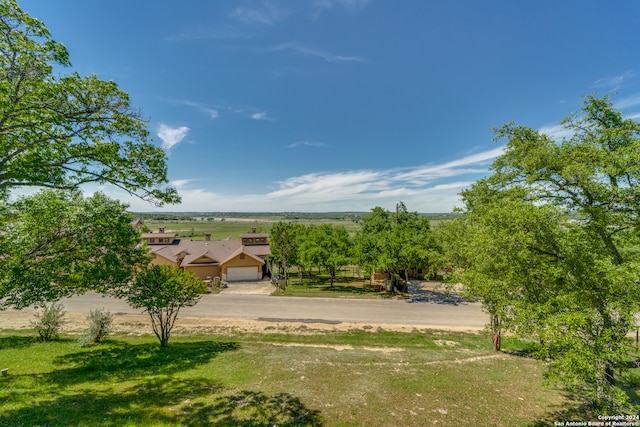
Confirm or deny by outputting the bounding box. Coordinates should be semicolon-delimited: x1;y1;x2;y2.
447;95;640;412
298;224;352;287
0;0;178;205
355;202;439;291
0;190;149;309
0;1;182;310
268;221;304;288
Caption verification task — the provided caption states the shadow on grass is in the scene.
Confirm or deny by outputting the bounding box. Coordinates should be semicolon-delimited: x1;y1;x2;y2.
49;340;239;386
183;390;323;426
0;377;323;427
0;335;37;350
529;400;598;426
318;285;368;294
529;377;640;426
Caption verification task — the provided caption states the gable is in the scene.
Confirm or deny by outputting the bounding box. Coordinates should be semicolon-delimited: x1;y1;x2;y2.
189;255;218;265
222;251;264;268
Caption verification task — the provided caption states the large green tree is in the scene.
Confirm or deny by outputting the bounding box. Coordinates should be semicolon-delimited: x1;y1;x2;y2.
0;190;149;309
0;0;178;204
449;96;640;412
355;203;439;292
0;1;180;309
298;224;352;287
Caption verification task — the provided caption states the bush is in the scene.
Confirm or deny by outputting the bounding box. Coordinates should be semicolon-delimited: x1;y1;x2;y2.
30;302;67;342
79;308;113;347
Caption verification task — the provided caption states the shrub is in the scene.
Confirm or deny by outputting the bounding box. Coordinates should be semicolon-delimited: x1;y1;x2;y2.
30;302;67;342
79;308;113;347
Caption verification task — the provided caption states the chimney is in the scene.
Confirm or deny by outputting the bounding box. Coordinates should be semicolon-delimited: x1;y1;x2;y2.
159;227;165;233
205;233;211;241
251;227;256;233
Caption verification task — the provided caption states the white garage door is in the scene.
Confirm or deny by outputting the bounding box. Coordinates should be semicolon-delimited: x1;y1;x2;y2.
226;266;259;282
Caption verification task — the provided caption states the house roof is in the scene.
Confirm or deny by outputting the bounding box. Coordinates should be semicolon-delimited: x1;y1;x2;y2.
150;237;269;268
240;232;269;239
142;232;177;239
244;245;271;257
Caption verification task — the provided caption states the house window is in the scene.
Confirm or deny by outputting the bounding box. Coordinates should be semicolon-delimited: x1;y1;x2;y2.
149;238;155;243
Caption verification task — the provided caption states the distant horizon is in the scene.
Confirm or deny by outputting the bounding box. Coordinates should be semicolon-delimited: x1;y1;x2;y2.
129;210;458;216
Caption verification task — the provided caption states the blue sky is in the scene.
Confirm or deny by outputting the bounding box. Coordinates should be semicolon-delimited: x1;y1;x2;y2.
18;0;640;212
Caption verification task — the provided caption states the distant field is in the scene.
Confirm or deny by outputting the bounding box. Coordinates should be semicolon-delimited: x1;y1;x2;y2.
140;218;363;240
134;211;457;239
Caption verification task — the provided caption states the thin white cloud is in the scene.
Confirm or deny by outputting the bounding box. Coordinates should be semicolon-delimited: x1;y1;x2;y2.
615;93;640;110
392;147;504;185
271;42;364;63
157;124;190;151
171;99;271;121
538;123;574;141
288;141;327;148
250;111;271;120
230;0;290;26
592;71;636;91
179;100;219;119
100;147;501;213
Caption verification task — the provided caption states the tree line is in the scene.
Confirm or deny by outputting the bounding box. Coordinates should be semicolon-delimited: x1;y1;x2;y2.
269;202;442;291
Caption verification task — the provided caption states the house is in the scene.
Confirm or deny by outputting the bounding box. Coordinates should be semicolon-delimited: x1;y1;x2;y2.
141;227;178;245
144;229;271;282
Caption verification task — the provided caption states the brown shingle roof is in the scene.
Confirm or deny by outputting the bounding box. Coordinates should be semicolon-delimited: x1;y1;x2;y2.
150;238;269;267
141;233;177;239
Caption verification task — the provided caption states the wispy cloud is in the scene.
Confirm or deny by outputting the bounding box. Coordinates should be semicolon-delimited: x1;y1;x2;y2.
171;99;272;121
230;0;290;26
115;146;501;212
270;42;364;63
179;100;219;119
391;147;504;185
615;93;640;110
538;92;640;140
288;141;327;148
250;111;271;120
538;123;574;141
592;71;636;91
157;124;190;151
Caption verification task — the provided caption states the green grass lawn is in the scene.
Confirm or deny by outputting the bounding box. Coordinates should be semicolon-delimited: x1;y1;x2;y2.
0;328;621;426
275;275;405;299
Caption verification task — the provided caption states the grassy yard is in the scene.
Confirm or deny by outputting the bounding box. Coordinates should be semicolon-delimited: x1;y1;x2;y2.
0;327;623;426
275;275;404;299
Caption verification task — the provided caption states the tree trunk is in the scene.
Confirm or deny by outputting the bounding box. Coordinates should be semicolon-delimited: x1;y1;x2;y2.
491;314;501;351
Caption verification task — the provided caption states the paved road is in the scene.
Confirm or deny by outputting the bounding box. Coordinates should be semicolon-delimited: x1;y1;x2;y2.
60;291;488;330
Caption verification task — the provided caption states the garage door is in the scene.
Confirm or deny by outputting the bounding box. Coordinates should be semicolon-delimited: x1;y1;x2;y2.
226;266;259;282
